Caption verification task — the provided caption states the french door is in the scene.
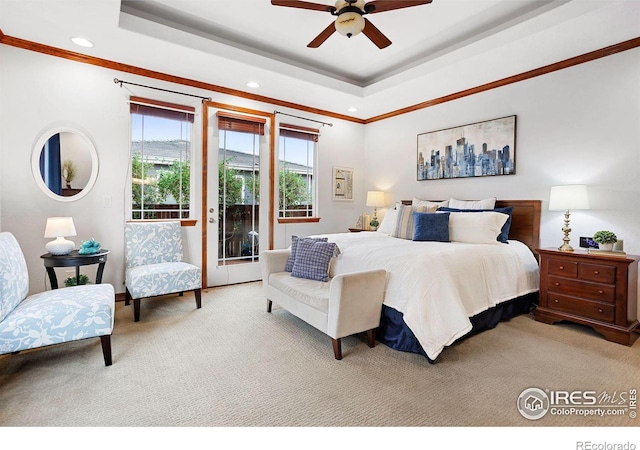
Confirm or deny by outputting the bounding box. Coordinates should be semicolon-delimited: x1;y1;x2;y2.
204;103;271;286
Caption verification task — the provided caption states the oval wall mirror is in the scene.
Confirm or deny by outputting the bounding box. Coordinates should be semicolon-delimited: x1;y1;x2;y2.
31;126;99;202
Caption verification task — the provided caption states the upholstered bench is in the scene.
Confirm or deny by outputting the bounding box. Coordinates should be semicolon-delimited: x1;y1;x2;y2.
262;247;386;360
0;232;115;366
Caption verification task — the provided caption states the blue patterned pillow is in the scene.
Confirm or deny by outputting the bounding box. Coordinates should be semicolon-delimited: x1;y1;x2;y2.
413;212;450;242
291;239;339;282
285;236;328;272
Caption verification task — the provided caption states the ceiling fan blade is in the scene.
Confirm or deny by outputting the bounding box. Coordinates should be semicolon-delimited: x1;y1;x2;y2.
271;0;335;13
362;18;391;49
307;22;336;48
364;0;432;14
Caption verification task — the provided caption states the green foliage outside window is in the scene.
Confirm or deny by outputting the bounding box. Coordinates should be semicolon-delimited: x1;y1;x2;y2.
158;160;190;204
131;153;161;211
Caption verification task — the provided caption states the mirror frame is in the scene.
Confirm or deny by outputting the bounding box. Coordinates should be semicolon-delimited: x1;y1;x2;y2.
31;125;99;202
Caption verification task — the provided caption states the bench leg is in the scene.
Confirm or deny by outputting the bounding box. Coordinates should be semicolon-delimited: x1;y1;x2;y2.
194;288;202;309
100;335;112;366
267;299;272;313
331;338;343;360
367;329;376;348
125;288;131;306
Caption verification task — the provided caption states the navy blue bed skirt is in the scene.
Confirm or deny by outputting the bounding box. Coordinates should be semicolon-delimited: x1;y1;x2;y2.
376;292;539;363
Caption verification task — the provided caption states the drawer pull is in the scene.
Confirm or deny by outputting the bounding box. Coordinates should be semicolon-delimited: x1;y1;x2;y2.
598;309;603;313
559;266;564;270
598;290;604;294
554;282;560;286
594;270;599;275
554;299;559;303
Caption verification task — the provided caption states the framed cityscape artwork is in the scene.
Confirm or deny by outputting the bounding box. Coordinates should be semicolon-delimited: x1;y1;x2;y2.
332;166;353;201
417;115;516;181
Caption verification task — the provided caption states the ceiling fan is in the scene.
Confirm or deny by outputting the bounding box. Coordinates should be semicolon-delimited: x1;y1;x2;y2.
271;0;433;49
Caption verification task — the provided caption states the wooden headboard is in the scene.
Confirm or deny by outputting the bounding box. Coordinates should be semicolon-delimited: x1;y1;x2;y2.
401;199;541;254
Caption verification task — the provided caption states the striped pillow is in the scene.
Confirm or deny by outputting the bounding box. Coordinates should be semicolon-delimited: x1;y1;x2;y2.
392;204;433;240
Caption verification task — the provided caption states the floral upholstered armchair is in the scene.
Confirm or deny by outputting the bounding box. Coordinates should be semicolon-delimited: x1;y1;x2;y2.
124;221;202;322
0;232;115;366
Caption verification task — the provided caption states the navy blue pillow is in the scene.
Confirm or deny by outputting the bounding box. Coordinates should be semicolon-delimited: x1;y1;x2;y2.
413;212;450;242
436;206;513;243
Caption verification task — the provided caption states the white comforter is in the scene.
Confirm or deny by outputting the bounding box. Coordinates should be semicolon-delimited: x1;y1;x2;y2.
315;232;540;360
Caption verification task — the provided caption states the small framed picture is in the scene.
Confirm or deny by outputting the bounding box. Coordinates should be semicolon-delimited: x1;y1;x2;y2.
332;166;353;201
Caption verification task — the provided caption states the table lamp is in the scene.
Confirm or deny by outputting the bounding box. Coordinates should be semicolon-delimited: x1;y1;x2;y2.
548;185;589;252
44;217;77;255
366;190;385;228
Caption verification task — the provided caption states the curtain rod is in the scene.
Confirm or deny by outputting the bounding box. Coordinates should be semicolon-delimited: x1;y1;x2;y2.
114;78;212;101
274;110;333;127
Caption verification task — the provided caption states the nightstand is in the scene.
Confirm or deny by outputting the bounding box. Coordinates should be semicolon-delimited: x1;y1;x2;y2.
535;248;639;345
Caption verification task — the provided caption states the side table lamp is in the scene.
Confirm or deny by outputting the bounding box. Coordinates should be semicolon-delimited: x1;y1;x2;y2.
548;184;589;252
366;190;385;231
44;217;77;255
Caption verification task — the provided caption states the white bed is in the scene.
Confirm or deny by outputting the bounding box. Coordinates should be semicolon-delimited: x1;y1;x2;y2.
316;232;539;360
314;199;542;361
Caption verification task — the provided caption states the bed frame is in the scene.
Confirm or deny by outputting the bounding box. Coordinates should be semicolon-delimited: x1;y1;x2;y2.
382;199;542;362
401;199;541;255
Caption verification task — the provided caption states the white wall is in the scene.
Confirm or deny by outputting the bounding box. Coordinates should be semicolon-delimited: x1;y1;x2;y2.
0;45;365;294
2;43;638;296
364;48;640;257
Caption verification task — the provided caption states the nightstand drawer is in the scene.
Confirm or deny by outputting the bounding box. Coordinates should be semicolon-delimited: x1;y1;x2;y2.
548;258;578;278
547;276;615;303
579;263;616;284
548;293;615;322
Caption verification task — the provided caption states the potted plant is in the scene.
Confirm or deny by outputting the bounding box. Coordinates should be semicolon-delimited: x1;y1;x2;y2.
64;274;90;287
592;230;617;251
62;160;76;189
369;218;380;231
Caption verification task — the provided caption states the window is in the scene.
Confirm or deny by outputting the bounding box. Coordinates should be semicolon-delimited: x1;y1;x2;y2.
278;124;319;219
218;112;265;264
130;97;194;220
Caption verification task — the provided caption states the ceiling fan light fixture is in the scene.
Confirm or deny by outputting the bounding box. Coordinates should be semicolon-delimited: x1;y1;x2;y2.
334;11;365;38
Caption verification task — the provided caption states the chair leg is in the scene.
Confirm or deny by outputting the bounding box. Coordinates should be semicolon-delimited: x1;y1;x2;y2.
125;289;131;306
100;335;112;366
267;299;272;313
367;329;376;348
331;338;343;360
133;298;141;322
179;291;184;297
194;289;202;309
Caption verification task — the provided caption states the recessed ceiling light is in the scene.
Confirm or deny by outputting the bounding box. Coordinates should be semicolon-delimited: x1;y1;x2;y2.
246;81;260;89
71;37;94;48
347;107;358;113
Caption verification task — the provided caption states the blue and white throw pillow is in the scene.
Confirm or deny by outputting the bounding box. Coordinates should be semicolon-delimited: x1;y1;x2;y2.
291;239;339;282
285;235;328;272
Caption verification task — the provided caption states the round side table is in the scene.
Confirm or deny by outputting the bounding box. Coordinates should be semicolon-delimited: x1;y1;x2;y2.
40;249;110;289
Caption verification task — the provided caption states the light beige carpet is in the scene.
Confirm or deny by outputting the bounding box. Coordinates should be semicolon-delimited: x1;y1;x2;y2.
0;281;638;428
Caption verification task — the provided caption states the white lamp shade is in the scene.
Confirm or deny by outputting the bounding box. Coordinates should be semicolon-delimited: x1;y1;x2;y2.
44;217;77;255
366;191;385;207
335;11;365;37
549;185;590;211
44;217;77;238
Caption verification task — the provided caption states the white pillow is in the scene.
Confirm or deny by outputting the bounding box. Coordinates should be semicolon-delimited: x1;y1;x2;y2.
377;208;398;235
412;197;449;209
448;197;497;210
448;211;508;244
